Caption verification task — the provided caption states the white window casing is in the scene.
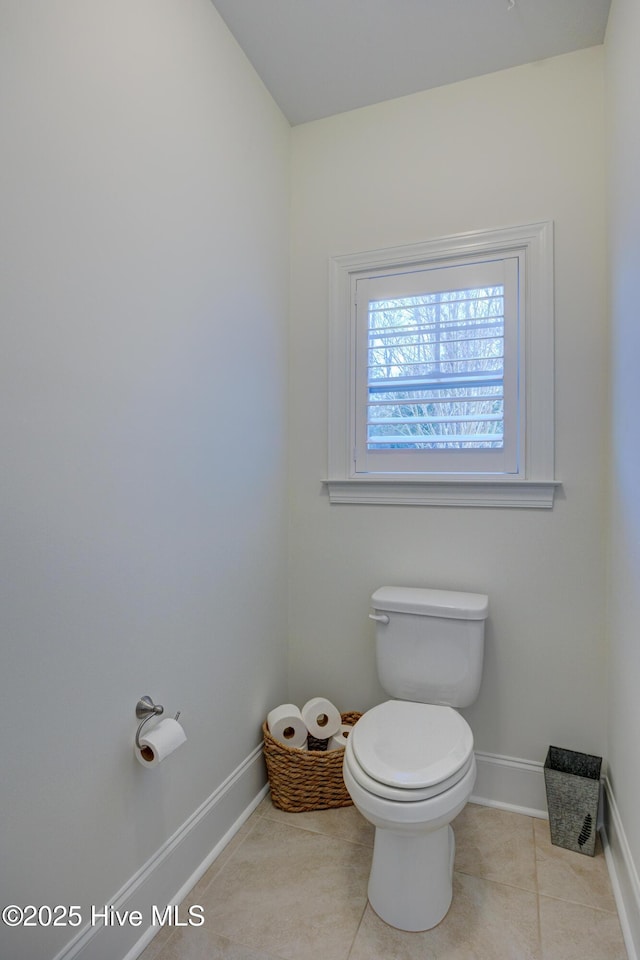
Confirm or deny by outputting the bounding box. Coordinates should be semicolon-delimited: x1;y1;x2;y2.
326;221;558;507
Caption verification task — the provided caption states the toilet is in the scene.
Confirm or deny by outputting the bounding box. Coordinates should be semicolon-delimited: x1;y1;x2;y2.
342;586;488;932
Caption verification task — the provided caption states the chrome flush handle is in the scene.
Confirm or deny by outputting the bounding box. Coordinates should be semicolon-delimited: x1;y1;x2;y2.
368;613;390;624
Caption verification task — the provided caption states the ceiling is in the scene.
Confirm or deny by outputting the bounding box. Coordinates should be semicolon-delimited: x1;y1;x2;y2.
211;0;611;125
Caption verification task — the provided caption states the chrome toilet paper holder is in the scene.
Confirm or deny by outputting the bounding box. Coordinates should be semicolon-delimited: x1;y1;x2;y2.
135;695;181;748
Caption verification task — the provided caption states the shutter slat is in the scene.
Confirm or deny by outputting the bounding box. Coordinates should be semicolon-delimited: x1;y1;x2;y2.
369;373;504;392
367;434;504;446
369;292;503;315
369;319;504;340
369;413;503;426
369;393;502;407
368;360;504;376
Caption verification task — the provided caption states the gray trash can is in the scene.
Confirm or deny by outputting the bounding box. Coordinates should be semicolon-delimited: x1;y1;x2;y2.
543;746;602;856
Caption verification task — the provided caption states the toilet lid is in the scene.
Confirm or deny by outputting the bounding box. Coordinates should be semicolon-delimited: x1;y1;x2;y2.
350;701;474;790
344;740;475;801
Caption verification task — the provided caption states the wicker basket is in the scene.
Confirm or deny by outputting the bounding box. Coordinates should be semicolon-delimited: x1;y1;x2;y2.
263;711;362;813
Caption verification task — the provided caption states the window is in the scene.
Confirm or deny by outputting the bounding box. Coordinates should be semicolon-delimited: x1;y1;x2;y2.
356;257;519;477
327;222;556;507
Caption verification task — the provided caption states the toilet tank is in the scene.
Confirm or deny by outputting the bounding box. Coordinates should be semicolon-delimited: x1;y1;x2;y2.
370;586;488;708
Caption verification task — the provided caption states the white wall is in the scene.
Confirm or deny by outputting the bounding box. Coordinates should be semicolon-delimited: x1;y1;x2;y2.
605;0;640;950
289;49;608;765
0;3;290;958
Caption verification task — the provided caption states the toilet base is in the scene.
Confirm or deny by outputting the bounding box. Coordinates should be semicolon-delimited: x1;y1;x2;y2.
368;824;456;932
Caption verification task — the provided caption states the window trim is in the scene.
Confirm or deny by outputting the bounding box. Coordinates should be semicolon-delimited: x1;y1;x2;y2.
326;221;558;508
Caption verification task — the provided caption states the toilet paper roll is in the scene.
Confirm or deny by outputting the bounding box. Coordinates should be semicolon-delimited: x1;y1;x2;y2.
327;724;352;751
301;697;341;740
267;703;308;748
135;718;187;767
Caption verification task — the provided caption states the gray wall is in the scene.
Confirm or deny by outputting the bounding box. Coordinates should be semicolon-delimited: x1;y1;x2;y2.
0;3;290;958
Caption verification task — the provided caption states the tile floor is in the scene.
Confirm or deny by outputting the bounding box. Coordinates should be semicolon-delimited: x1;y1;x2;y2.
141;797;628;960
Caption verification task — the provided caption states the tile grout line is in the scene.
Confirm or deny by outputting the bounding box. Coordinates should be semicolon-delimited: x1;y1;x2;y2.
453;867;537;895
538;890;626;915
532;815;545;960
260;814;375;848
345;899;369;960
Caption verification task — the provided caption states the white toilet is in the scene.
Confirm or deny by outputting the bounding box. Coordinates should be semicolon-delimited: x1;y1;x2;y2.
342;585;488;932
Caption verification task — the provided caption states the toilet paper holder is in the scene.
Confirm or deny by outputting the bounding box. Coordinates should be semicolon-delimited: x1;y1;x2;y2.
135;695;181;749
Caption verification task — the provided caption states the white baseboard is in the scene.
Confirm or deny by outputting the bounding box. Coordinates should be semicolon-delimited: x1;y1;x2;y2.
52;745;268;960
471;751;548;818
601;777;640;960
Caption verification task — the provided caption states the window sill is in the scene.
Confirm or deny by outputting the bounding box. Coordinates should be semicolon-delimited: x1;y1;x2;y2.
324;479;561;508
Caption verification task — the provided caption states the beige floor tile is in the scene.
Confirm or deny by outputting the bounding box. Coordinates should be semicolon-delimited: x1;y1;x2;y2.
253;795;277;818
533;819;617;912
140;804;630;960
349;872;541;960
138;924;177;960
539;895;628;960
197;817;371;960
261;795;375;847
453;802;537;892
150;927;286;960
183;814;262;904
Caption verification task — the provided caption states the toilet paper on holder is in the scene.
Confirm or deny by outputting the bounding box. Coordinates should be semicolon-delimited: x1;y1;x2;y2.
135;717;187;767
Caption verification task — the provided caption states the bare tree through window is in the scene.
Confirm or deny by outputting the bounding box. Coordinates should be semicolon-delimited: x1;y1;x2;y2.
367;286;505;451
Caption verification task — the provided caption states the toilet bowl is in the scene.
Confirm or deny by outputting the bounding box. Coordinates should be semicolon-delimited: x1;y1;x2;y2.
343;586;488;932
343;699;477;931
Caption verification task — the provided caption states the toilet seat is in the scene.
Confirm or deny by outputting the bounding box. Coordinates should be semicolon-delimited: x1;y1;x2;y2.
350;701;474;800
345;740;474;802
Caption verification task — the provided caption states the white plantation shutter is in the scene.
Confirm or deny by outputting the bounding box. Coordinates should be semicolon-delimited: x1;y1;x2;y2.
354;257;521;476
